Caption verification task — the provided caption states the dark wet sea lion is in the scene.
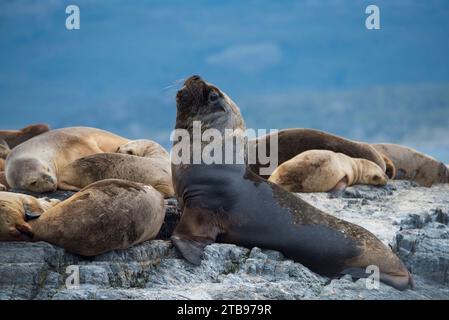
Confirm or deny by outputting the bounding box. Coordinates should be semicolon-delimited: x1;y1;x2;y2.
170;75;413;290
249;128;387;179
0;124;50;149
372;143;449;187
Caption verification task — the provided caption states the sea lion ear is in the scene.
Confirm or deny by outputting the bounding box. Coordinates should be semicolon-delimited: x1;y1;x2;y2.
171;235;213;265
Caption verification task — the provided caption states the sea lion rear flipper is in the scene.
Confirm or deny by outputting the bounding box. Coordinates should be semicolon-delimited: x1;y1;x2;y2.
329;176;348;197
171;234;213;265
24;211;42;221
340;267;414;291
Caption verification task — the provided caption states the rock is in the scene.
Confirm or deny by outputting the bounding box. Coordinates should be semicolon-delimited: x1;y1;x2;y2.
394;209;449;285
1;181;449;299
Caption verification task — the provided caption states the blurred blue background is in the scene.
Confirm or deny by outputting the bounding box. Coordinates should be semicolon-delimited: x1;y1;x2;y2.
1;0;448;161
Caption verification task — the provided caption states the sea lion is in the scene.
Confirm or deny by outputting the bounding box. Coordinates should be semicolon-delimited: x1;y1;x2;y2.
58;153;174;198
170;75;412;290
116;139;168;158
0;124;50;148
268;150;388;193
0;172;9;191
28;179;165;256
0;192;60;241
0;138;10;160
0;159;5;172
248;128;387;179
372;143;449;187
5;127;129;193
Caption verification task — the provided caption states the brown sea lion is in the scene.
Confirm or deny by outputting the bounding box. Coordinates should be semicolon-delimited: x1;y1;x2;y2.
0;124;50;148
28;179;165;256
0;192;60;241
58;152;174;198
5;127;129;193
372;143;449;187
268;150;388;193
249;128;387;179
0;172;9;191
0;138;10;159
170;75;412;291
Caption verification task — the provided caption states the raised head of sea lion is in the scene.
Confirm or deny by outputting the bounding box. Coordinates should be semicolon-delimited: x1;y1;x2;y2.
249;129;387;179
0;124;50;149
372;143;449;187
170;75;413;291
0;192;60;241
268;150;388;193
5;127;129;193
28;179;165;256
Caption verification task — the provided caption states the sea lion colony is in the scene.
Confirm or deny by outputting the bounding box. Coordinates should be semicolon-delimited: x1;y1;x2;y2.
1;76;447;291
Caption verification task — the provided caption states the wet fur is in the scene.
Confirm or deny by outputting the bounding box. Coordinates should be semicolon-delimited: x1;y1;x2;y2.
170;76;412;291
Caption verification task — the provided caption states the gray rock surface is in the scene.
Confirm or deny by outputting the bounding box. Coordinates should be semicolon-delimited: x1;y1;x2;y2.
1;181;448;300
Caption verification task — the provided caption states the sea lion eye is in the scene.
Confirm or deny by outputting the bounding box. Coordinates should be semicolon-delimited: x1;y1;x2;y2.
209;91;219;102
30;181;37;186
127;151;133;155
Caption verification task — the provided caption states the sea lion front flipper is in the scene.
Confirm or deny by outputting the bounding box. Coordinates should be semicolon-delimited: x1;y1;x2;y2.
171;234;213;265
329;176;348;197
171;207;222;265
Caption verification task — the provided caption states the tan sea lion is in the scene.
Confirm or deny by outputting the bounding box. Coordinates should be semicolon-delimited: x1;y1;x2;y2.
0;192;60;241
28;179;165;256
0;159;5;172
249;128;387;179
170;76;412;291
5;127;129;193
268;150;388;193
58;152;174;198
372;143;449;187
116;139;168;158
0;124;50;148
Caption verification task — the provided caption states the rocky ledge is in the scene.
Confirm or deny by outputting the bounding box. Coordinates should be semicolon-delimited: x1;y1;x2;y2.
1;181;448;300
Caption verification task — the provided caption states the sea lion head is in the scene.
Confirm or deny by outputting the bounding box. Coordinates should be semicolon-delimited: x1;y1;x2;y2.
20;124;50;136
7;158;57;193
0;196;34;241
358;159;388;186
175;75;245;133
117;139;169;158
